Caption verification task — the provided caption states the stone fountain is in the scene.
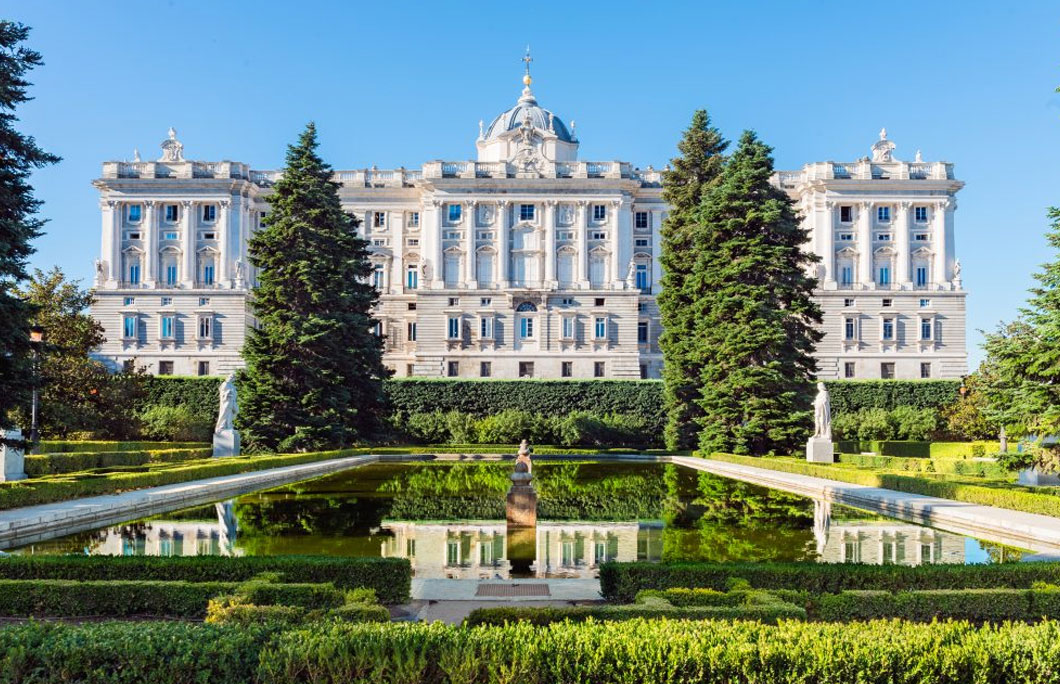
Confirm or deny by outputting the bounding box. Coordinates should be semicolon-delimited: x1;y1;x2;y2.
506;439;538;574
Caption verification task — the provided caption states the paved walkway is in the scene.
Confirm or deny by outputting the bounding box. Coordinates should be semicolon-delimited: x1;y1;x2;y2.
0;454;379;549
674;456;1060;554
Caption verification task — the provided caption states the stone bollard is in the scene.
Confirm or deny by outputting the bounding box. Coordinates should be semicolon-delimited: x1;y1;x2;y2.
1;429;27;482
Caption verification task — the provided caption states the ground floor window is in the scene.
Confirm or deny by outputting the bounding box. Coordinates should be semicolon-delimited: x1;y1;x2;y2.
920;362;931;378
844;362;856;378
519;361;534;378
594;361;605;378
561;361;572;377
158;360;174;375
480;361;491;378
447;361;459;377
197;361;210;376
639;364;647;379
881;362;895;379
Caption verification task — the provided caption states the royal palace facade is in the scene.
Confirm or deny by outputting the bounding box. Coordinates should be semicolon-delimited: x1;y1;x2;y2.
89;68;967;380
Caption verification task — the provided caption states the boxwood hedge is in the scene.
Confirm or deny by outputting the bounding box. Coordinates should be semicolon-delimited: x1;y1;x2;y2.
23;447;213;476
814;588;1060;623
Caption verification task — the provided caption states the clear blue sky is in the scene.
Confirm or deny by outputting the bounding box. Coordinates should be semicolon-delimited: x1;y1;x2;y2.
12;1;1060;368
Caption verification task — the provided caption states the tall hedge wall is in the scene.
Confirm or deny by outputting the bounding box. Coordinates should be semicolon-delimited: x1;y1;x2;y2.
825;380;961;413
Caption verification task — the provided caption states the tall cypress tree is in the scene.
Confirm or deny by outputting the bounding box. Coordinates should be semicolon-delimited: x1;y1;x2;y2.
239;123;388;452
658;110;728;450
691;131;821;456
0;22;59;431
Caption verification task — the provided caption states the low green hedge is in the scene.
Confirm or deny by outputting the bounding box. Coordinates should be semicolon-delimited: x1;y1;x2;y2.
0;555;411;603
34;440;207;453
23;447;213;476
835;441;1000;459
599;560;1060;602
0;579;345;618
0;448;361;511
706;452;1060;518
463;596;806;626
836;452;1010;479
4;619;1060;683
815;588;1060;622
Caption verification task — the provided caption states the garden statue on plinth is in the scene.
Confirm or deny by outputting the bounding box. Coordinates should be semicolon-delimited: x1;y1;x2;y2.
213;373;241;458
0;429;26;482
506;439;538;574
806;382;835;463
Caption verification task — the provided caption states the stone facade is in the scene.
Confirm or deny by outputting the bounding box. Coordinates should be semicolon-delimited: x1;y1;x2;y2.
89;74;966;380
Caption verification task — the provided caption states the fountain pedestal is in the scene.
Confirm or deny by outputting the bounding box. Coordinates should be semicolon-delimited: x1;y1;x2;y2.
506;440;538;575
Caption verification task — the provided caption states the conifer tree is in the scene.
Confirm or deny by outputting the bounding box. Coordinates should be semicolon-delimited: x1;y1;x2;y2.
239;123;388;452
691;131;821;455
0;22;59;430
657;110;728;450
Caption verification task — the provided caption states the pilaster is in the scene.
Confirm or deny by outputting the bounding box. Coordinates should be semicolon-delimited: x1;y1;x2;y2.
896;201;912;287
181;200;195;287
464;201;477;288
218;199;231;287
143;201;157;286
576;200;589;288
821;201;836;286
498;200;511;288
857;201;873;286
544;200;557;288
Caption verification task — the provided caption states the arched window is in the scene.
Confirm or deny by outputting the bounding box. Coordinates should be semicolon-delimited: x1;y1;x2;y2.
516;301;537;313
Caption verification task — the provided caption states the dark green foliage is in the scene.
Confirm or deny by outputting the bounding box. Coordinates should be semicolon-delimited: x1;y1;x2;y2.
658;110;729;450
329;603;390;623
0;579;227;617
813;588;1060;623
205;601;313;627
137;403;213;441
690;132;822;455
827;380;961;413
35;439;206;453
463;597;805;626
240;123;388;452
599;560;1060;602
0;555;410;603
140;375;221;423
0;22;60;431
22;446;211;476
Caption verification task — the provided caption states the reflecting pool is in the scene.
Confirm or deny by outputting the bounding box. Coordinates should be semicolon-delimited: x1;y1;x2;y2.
8;461;1028;577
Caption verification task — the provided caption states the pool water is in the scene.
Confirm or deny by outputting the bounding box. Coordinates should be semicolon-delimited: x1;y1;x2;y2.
9;461;1025;578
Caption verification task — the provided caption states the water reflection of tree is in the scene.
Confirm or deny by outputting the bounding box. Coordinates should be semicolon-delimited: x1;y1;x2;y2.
981;542;1025;564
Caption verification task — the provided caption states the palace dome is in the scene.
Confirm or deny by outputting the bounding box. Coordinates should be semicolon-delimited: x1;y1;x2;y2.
483;85;574;143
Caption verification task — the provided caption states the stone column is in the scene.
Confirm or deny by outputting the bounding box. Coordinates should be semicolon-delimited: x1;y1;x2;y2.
933;200;949;287
544;200;557;288
651;210;664;294
498;201;510;288
464;201;476;288
576;200;589;288
820;202;835;286
101;200;120;286
609;200;621;289
857;201;873;286
896;201;912;287
143;201;157;286
391;211;405;296
218;199;231;287
181;200;195;287
433;203;445;289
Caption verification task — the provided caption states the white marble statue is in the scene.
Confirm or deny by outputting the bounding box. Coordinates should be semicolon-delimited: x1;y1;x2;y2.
813;382;831;440
215;372;238;433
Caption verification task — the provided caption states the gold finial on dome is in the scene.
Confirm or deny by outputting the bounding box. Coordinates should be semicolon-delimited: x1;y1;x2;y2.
522;45;533;86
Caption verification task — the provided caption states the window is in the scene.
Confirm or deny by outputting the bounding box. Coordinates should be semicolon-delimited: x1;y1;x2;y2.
844;317;856;341
914;233;929;241
406;364;414;376
638;320;649;343
915;206;928;223
446;541;459;566
561;297;575;306
259;212;268;228
843;298;855;307
881;362;895;379
594;317;607;339
128;205;142;222
920;317;933;340
163;231;178;240
161;297;172;306
202;263;215;286
407;322;417;342
561;361;573;377
640;364;648;379
878;266;890;286
198;297;210;306
916;266;928;288
877;233;891;241
123;296;135;306
158;361;174;375
447;204;462;223
591;231;607;240
373;212;386;228
372;239;386;247
480;297;492;306
480;361;492;378
839;206;853;223
520;316;534;339
882;298;893;307
407;238;420;246
479;316;494;339
448;297;459;306
408;302;417;310
594;298;605;307
373;265;385;290
882;317;895;341
919;298;931;308
634;211;649;229
408;212;420;228
166;263;178;286
372;321;382;336
593;204;606;221
123;315;137;339
840;266;853;286
557;231;574;240
519;204;535;221
635;263;649;291
877;206;891;222
447;361;459;377
838;233;854;241
122;360;135;373
197;361;210;377
447;316;460;339
160;315;174;339
478;231;495;240
406;265;418;289
203;232;216;240
165;204;179;222
519;361;534;378
844;362;856;378
127;232;142;240
920;362;932;378
444;230;461;240
594;361;606;378
198;315;212;339
562;316;575;340
635;238;650;247
127;260;141;285
202;205;216;222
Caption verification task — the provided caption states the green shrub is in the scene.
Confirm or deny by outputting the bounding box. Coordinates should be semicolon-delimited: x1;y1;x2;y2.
138;404;214;442
463;599;806;626
856;408;895;441
330;603;391;623
34;440;208;453
599;560;1060;602
836;452;1010;478
345;587;379;604
474;409;549;444
892;405;940;440
0;579;232;617
826;380;961;413
445;410;478;444
23;447;212;476
235;579;346;610
813;589;1056;622
205;598;311;627
404;411;452;443
634;587;787;608
0;555;411;603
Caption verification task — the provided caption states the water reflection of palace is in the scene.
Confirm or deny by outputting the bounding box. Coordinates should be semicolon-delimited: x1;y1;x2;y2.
813;500;965;565
381;521;663;579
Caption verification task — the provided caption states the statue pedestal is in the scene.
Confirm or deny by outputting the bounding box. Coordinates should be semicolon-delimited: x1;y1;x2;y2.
1;429;26;482
806;437;834;463
213;429;241;458
506;480;537;527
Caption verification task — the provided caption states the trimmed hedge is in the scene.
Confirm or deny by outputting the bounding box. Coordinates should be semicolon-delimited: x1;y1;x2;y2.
0;448;361;511
706;452;1060;517
34;440;207;453
835;440;999;459
815;588;1060;623
23;447;213;476
4;619;1060;683
0;555;411;603
826;380;961;413
836;452;1010;479
0;579;345;618
599;560;1060;602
